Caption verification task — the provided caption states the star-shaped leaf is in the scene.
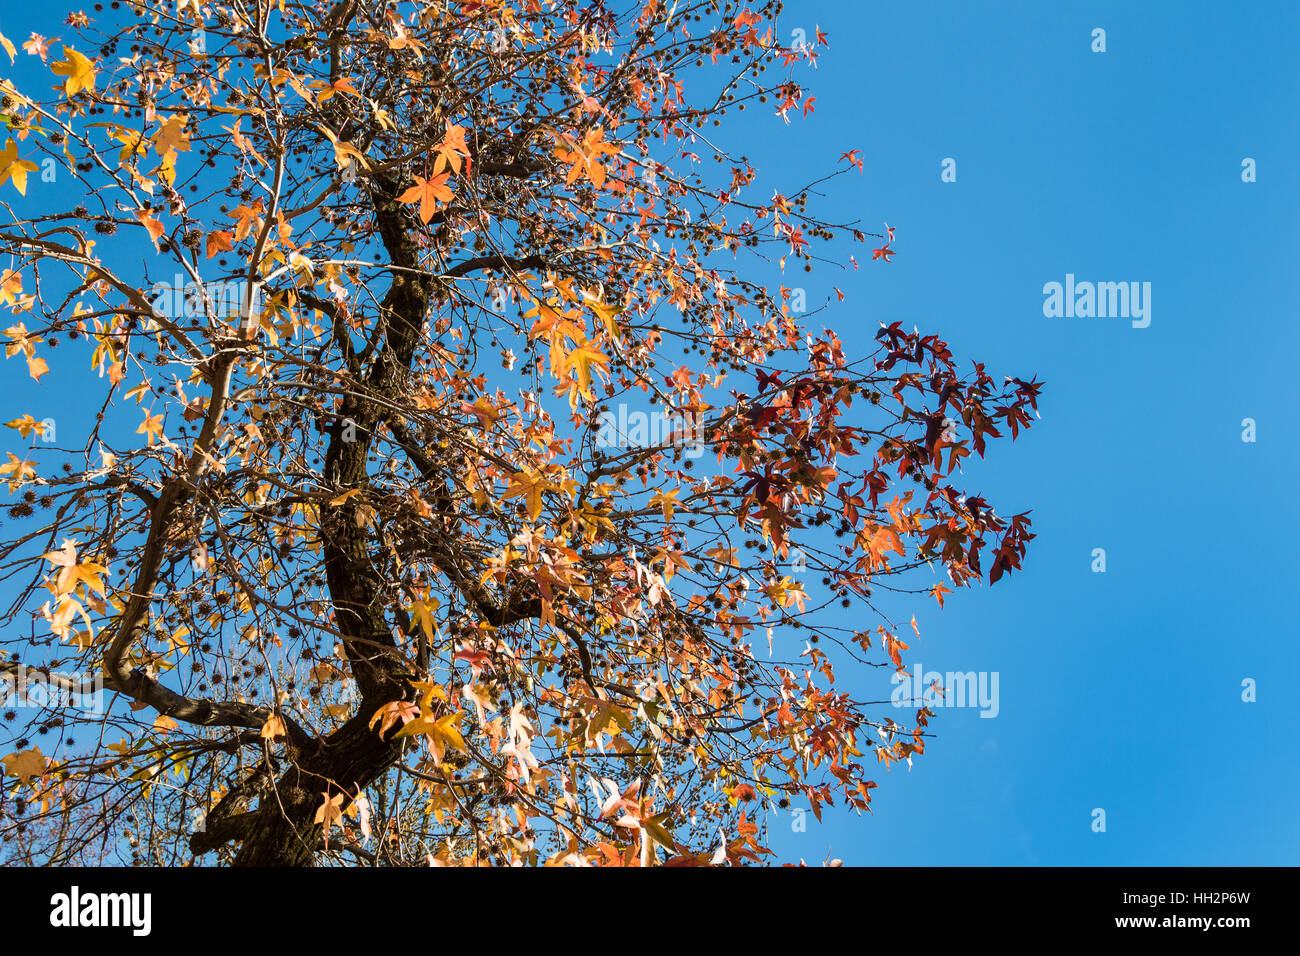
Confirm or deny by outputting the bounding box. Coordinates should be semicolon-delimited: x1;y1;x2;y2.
396;172;453;223
51;45;96;97
0;139;39;195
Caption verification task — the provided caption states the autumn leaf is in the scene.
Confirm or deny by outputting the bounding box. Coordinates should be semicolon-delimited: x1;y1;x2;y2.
563;342;610;404
22;34;50;62
384;23;426;54
705;545;739;571
0;139;39;195
318;125;370;172
395;710;467;766
461;396;502;429
555;126;620;188
885;632;910;671
0;452;36;492
640;813;677;852
404;587;440;644
587;297;624;342
229;200;264;242
432;121;470;176
868;526;905;562
396;172;453;223
134;208;166;246
5;414;46;439
369;700;419;738
501;467;560;522
0;269;25;308
346;791;372;842
137;410;165;445
152;114;191;159
312;76;361;103
205;230;233;259
51;45;96;96
153;715;179;734
649;488;680;520
261;714;287;740
328;488;362;507
764;576;807;611
315;791;346;845
42;539;108;596
2;747;47;784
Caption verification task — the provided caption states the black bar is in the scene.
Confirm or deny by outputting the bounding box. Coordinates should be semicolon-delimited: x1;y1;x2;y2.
1;866;1278;942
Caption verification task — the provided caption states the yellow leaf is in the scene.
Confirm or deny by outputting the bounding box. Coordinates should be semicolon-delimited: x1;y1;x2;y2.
137;410;165;445
501;468;557;523
2;747;47;784
649;488;680;521
42;539;108;597
641;814;676;852
404;587;440;643
51;46;96;97
0;139;39;195
153;715;178;734
432;712;466;753
314;791;345;832
588;297;624;342
5;414;45;439
318;125;369;172
565;343;610;404
151;114;191;158
0;452;36;492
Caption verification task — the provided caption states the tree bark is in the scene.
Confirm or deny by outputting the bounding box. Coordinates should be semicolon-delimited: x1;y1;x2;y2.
231;712;400;866
231;174;430;866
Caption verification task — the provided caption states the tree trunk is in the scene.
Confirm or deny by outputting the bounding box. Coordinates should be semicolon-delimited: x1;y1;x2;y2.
232;174;431;866
232;712;401;866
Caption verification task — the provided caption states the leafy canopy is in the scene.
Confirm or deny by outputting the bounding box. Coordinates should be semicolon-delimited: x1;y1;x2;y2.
0;0;1040;866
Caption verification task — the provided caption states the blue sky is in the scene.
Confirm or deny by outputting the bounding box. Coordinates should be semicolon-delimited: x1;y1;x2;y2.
3;1;1297;865
747;0;1300;864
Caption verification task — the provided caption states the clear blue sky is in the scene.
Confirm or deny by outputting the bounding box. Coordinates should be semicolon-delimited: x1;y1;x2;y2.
749;0;1300;865
3;1;1297;865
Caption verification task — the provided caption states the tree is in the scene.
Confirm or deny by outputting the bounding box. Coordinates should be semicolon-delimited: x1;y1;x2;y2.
0;0;1041;867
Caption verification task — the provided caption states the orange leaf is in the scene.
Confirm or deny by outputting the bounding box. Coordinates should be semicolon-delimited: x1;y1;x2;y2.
205;230;233;259
134;208;165;245
396;173;453;223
